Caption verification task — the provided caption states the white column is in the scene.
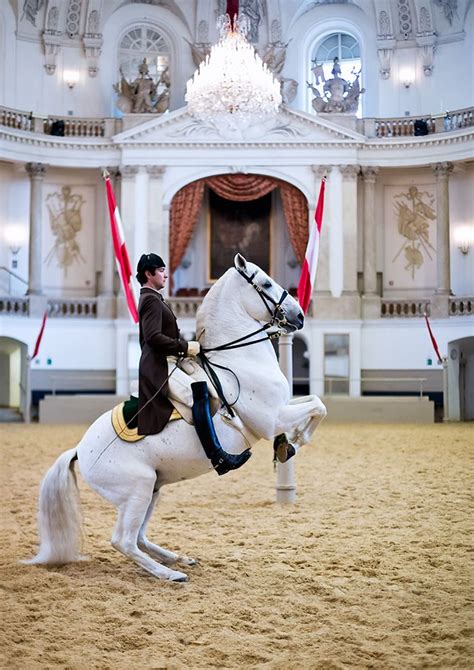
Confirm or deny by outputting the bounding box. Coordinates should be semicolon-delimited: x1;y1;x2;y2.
432;161;453;295
117;165;139;318
311;165;332;297
134;167;149;267
361;166;380;319
25;162;46;296
97;167;119;319
340;165;360;294
277;333;296;504
161;203;171;298
146;165;166;255
329;165;343;298
361;166;379;295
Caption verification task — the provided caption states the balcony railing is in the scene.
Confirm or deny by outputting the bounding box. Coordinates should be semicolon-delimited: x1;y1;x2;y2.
48;298;98;318
1;104;473;139
1;294;472;320
381;299;431;318
449;297;473;316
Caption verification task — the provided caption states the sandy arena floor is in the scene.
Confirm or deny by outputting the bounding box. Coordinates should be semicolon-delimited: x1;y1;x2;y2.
0;422;472;669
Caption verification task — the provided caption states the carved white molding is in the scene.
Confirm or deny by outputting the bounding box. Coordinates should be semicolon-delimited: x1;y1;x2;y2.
340;165;360;181
42;31;62;74
146;165;166;178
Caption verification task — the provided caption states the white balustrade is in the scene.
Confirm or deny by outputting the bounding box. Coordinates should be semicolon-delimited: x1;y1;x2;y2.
381;299;431;318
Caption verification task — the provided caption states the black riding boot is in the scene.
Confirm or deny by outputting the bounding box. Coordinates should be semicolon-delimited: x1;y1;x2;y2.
191;381;251;476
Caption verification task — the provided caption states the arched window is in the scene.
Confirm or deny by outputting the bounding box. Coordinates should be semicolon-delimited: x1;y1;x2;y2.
118;25;170;80
309;32;362;116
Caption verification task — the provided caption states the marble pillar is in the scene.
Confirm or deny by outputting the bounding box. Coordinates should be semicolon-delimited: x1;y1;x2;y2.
431;162;454;318
340;165;361;318
117;165;139;319
361;166;380;319
311;165;332;298
25;162;48;317
146;166;166;256
97;167;120;319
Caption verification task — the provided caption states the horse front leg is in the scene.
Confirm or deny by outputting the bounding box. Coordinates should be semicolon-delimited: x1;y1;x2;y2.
274;395;327;453
137;490;197;568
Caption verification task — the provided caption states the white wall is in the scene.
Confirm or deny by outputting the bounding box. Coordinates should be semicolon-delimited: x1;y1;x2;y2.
450;164;474;297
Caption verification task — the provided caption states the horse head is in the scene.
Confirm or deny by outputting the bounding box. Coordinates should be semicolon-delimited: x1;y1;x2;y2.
234;254;304;333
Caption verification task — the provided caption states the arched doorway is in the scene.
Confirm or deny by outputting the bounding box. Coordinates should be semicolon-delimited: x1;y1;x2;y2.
447;336;474;421
0;337;29;422
169;173;309;295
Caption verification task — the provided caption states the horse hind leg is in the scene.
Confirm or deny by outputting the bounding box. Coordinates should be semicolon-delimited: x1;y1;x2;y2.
111;483;188;582
137;491;197;568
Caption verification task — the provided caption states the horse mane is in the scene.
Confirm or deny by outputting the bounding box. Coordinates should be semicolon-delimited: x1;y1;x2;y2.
196;268;235;331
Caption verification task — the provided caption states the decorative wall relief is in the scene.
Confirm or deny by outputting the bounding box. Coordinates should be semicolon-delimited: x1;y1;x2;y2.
433;0;458;25
22;0;45;27
384;185;437;290
45;186;85;274
42;184;95;294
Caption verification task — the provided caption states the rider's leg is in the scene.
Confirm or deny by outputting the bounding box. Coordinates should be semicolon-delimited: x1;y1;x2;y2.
191;381;251;476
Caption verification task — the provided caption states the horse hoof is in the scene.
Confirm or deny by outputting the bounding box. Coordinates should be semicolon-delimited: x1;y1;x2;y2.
180;557;197;566
169;570;188;582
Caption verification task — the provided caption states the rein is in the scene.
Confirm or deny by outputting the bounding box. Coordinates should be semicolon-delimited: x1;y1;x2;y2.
198;267;292;417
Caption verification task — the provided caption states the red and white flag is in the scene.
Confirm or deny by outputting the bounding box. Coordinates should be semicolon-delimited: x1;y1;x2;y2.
297;177;326;314
103;170;138;323
30;310;48;361
424;312;442;364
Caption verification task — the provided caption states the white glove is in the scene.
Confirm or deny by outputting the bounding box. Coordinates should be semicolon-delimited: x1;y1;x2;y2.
187;341;200;357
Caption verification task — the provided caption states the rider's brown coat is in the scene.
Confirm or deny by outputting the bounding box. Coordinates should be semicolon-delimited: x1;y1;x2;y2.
137;288;188;435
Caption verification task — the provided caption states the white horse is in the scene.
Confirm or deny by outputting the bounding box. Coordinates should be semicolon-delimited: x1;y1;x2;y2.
26;255;327;581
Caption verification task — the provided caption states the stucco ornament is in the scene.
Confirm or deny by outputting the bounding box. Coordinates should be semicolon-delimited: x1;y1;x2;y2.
392;186;436;279
307;57;365;114
114;59;170;114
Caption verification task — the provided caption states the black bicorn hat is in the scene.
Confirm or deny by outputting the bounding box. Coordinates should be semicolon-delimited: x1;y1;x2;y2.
136;253;166;274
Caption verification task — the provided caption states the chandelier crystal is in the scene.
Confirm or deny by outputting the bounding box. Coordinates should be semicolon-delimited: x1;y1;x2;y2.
185;14;282;133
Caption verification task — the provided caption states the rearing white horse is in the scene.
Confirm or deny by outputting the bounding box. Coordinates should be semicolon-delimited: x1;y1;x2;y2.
26;255;326;581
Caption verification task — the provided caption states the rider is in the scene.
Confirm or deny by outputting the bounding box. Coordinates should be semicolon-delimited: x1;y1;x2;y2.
136;253;251;475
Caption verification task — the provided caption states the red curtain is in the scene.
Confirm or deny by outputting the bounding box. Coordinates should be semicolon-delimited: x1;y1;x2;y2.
169;173;309;290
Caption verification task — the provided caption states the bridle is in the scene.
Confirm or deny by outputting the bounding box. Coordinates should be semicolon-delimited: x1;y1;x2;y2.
235;267;291;331
197;267;296;416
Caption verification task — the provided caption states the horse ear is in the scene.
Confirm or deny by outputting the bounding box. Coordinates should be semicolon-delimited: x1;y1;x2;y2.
234;253;247;272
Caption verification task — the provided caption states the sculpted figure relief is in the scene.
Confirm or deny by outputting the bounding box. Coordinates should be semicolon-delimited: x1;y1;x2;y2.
114;59;170;114
307;56;365;114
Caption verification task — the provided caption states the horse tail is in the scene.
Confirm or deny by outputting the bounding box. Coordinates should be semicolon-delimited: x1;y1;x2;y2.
24;447;84;565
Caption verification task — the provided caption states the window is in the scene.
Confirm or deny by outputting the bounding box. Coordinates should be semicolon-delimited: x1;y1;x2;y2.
324;334;350;395
310;32;362;116
119;26;170;81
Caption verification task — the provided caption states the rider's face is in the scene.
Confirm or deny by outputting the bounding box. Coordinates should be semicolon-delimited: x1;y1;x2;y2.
145;267;167;291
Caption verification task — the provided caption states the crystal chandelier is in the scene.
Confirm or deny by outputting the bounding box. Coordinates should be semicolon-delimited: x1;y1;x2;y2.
185;13;282;133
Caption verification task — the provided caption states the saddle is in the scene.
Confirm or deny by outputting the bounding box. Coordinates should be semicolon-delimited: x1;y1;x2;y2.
110;358;220;443
111;395;182;443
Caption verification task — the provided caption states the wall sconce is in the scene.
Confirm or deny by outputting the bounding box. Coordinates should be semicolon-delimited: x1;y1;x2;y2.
4;226;26;269
454;227;473;255
64;70;80;89
400;68;415;89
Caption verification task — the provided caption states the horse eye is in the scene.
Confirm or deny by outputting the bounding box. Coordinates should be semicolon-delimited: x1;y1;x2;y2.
263;281;272;289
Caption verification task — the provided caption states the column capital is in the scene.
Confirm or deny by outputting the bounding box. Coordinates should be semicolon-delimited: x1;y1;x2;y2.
311;165;332;179
25;162;47;178
360;166;379;182
146;165;166;178
340;164;360;181
103;165;121;179
431;161;454;178
120;165;140;179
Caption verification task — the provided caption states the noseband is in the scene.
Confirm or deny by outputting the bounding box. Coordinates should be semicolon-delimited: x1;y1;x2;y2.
235;267;290;329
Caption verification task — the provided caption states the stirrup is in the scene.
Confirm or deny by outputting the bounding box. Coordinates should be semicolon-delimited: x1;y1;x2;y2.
273;433;296;465
213;449;252;476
